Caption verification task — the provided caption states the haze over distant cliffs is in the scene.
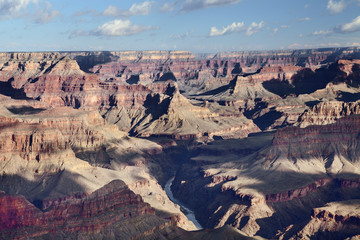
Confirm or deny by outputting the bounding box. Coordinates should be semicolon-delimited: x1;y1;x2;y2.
0;47;360;239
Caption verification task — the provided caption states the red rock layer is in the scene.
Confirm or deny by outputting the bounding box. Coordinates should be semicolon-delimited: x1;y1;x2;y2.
297;101;360;127
0;109;109;162
265;178;360;202
0;180;155;239
273;115;360;146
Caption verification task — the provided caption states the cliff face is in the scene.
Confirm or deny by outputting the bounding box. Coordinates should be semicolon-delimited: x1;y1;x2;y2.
1;49;359;138
1;48;360;240
297;101;360;127
285;200;360;240
171;116;360;238
0;51;260;139
0;180;161;240
0;95;198;232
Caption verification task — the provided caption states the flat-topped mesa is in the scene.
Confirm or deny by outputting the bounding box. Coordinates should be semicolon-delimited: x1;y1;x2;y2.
109;50;195;61
0;180;159;240
210;47;360;66
0;52;61;63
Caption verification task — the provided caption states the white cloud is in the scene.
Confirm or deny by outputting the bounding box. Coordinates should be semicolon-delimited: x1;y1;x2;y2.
0;0;37;18
326;0;346;14
160;2;175;12
298;17;311;22
209;21;264;37
93;19;151;36
246;21;264;36
304;4;309;8
33;2;59;23
103;5;120;16
129;1;153;15
347;42;360;46
335;16;360;33
273;28;279;34
312;29;333;35
311;16;360;36
169;30;193;40
0;0;58;23
288;43;302;49
180;0;242;13
209;22;245;36
103;1;154;17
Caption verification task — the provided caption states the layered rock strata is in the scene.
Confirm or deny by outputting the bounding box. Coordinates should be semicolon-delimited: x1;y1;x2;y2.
171;116;360;239
0;180;161;240
0;96;196;232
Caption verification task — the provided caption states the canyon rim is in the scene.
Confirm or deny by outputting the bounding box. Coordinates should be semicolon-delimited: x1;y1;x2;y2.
1;0;360;239
0;48;360;239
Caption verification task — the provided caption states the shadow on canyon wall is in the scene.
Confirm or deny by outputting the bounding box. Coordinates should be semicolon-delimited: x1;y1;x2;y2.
262;63;360;98
0;170;85;210
7;106;46;115
174;160;360;239
0;79;31;100
73;51;116;73
170;129;360;238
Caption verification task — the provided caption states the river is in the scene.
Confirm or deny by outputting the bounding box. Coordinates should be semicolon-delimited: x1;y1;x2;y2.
164;178;203;230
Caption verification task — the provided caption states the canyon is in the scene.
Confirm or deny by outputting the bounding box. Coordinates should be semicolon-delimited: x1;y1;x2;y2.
0;47;360;239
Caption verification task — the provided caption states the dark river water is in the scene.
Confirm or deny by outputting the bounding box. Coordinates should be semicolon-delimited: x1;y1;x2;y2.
164;178;203;230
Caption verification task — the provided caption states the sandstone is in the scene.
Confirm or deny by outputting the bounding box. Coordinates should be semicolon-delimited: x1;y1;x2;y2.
0;180;161;239
286;200;360;240
171;116;360;238
0;48;360;239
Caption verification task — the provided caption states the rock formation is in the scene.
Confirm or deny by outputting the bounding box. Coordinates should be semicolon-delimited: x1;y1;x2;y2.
0;95;197;234
171;116;360;239
0;47;360;239
285;200;360;240
0;180;162;239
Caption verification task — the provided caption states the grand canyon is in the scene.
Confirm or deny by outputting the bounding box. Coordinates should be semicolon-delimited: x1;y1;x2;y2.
1;47;360;239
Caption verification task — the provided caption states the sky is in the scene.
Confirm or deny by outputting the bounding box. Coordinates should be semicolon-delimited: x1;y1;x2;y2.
0;0;360;53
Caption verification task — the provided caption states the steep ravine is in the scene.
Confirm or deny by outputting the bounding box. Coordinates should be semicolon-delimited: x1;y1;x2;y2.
164;178;203;230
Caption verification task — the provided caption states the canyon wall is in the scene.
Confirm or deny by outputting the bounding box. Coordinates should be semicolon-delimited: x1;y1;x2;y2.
1;47;360;239
171;116;360;239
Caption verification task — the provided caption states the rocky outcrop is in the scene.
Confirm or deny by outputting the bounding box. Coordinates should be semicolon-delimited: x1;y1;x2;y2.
171;116;360;238
0;51;261;139
1;48;360;239
273;114;360;146
286;200;360;240
0;106;110;165
0;96;199;232
1;49;359;138
297;101;360;127
0;180;166;239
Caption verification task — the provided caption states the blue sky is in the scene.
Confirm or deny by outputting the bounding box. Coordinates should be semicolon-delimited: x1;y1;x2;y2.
0;0;360;52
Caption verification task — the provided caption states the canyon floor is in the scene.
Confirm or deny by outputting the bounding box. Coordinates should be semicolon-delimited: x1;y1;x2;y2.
0;48;360;239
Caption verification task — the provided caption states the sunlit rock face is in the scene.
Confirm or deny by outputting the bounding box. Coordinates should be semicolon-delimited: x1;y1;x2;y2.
0;47;360;240
171;116;360;238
